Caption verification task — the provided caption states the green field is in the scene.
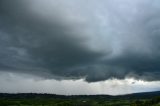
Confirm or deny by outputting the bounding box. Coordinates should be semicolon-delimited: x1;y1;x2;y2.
0;93;160;106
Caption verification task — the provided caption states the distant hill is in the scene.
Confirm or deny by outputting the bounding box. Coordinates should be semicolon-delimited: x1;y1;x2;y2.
0;91;160;106
116;91;160;99
0;91;160;99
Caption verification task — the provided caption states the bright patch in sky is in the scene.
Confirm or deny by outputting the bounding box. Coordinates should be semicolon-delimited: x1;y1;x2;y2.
0;72;160;95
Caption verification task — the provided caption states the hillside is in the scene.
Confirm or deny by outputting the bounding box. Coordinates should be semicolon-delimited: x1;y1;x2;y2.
0;91;160;106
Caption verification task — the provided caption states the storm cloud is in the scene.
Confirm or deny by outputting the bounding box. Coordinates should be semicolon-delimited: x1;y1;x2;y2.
0;0;160;82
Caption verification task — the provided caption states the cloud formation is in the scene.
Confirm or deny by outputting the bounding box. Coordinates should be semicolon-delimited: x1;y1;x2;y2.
0;72;160;95
0;0;160;82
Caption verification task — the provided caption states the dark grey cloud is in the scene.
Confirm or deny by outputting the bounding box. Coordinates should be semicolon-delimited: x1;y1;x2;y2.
0;0;104;80
0;0;160;82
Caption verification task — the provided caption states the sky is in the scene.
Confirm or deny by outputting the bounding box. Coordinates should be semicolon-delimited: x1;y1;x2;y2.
0;0;160;95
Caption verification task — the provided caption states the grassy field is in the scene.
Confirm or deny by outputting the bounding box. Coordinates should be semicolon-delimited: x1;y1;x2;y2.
0;92;160;106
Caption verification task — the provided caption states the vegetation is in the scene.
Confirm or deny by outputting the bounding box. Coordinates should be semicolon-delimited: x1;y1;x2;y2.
0;92;159;106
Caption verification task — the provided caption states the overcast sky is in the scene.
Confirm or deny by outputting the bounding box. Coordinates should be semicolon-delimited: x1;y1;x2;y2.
0;0;160;95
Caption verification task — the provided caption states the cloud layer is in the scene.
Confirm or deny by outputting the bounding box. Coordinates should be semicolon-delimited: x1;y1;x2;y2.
0;0;160;82
0;72;160;95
